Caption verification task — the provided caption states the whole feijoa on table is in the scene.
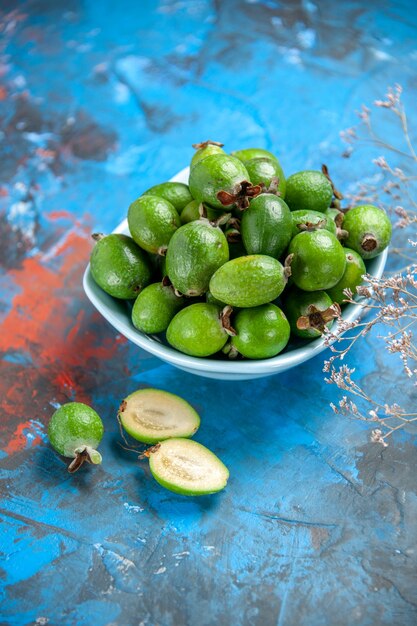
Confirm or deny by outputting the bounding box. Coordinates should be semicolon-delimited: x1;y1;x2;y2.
48;402;104;473
89;141;392;361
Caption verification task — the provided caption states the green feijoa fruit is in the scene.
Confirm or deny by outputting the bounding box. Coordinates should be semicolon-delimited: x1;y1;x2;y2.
326;248;366;304
166;220;229;296
285;170;333;213
180;200;219;224
206;290;227;308
90;233;152;299
231;147;280;165
143;182;193;213
325;207;343;223
148;438;229;496
283;288;338;339
132;282;184;334
242;157;286;196
118;388;200;444
191;140;225;168
342;204;392;259
210;255;287;308
188;154;250;210
288;230;346;291
48;402;104;473
166;303;228;357
231;304;290;359
291;209;337;238
128;195;181;255
241;193;292;258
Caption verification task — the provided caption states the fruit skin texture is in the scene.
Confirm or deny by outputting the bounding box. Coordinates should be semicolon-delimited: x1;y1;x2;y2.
210;255;286;308
241;193;292;258
149;438;229;496
191;144;225;168
132;282;184;334
231;304;290;359
291;209;336;238
142;182;193;212
166;220;229;296
343;204;392;259
327;248;366;304
48;402;104;458
166;303;228;357
180;200;219;224
285;170;333;213
283;288;334;339
188;154;249;210
90;234;152;299
128;195;181;254
243;157;286;197
289;230;346;291
231;147;280;164
119;388;200;444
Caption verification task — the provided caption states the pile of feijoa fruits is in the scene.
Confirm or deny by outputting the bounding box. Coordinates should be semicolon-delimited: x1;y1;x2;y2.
90;140;392;359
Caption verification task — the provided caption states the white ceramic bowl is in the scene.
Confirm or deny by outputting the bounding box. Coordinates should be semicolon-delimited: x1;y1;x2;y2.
83;167;388;380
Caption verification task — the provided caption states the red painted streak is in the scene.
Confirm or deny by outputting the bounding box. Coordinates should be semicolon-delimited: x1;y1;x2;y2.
0;228;126;455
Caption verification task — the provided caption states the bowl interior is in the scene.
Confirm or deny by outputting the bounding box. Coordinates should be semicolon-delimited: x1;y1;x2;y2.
83;167;388;379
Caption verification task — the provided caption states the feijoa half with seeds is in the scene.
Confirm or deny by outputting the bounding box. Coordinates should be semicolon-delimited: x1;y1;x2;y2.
119;388;200;444
148;438;229;496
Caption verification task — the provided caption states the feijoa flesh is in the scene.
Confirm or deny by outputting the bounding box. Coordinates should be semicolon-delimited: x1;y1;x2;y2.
148;438;229;495
119;388;200;444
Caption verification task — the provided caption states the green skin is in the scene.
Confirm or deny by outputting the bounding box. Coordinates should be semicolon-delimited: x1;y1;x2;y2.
166;303;228;357
210;255;286;308
142;182;193;213
291;209;337;238
90;234;152;299
283;288;334;339
128;195;181;254
288;230;346;291
243;157;286;197
188;154;250;210
325;207;343;223
119;389;200;444
231;148;280;165
180;200;220;224
326;248;366;304
149;438;229;496
206;290;228;308
166;220;229;296
342;204;392;260
231;304;291;359
285;170;333;213
191;144;225;168
132;282;184;334
48;402;104;460
241;193;292;258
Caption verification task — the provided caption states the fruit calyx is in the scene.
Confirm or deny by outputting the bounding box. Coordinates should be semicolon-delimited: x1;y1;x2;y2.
138;443;161;459
91;232;105;242
284;254;293;280
220;305;236;336
222;341;239;359
296;303;341;334
217;180;262;210
192;140;224;150
321;164;343;201
334;212;349;241
68;445;102;473
297;220;326;232
361;233;378;252
260;176;281;196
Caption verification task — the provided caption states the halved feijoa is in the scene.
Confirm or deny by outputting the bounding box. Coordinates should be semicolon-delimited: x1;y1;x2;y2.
148;438;229;496
119;389;200;444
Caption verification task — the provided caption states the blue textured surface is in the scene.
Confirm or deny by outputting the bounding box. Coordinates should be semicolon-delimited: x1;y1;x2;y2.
1;1;417;625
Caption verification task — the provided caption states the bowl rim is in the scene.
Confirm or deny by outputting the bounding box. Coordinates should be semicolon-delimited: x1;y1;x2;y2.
83;166;388;374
